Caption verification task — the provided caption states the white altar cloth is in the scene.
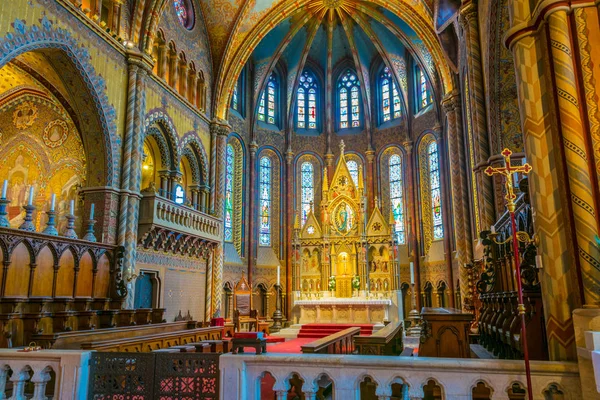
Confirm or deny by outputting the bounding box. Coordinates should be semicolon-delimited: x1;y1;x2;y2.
293;298;392;324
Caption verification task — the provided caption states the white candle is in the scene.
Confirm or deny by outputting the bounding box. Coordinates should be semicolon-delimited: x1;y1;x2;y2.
28;186;34;205
491;225;496;233
410;262;415;285
50;194;56;212
69;199;74;216
1;180;7;198
277;265;280;286
90;203;95;219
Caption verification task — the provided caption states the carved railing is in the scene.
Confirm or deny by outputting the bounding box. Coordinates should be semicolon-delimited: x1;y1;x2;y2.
220;353;581;399
354;321;403;356
0;227;131;348
474;179;548;360
301;327;360;354
138;194;222;257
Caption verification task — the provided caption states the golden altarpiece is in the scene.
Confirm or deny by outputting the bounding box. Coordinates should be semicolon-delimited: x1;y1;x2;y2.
290;142;401;325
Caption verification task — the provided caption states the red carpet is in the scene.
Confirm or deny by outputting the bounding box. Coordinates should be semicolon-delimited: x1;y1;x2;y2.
297;323;374;338
267;337;315;353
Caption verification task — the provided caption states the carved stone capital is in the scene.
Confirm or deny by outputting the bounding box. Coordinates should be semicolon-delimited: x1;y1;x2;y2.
210;119;231;137
249;140;259;156
458;2;478;28
441;90;461;114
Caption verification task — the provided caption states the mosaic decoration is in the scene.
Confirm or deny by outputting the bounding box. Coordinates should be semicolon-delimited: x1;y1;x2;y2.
380;67;401;122
300;161;314;225
389;154;405;244
12;101;38;129
43;119;69;149
259;156;272;246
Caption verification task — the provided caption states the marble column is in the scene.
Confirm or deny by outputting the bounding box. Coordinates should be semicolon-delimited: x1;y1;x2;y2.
247;141;258;287
285;147;294;317
458;2;496;229
403;141;421;309
506;2;600;360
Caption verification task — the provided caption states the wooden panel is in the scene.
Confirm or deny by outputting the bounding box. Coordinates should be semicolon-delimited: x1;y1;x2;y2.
94;253;110;298
31;246;54;297
56;249;75;297
5;243;30;297
0;244;4;290
419;307;473;358
76;251;93;298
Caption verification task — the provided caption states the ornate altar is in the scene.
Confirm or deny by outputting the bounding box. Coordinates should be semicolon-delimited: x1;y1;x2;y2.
291;141;400;324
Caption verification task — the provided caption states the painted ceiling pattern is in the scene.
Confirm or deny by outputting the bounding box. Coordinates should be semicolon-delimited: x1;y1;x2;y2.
175;0;449;119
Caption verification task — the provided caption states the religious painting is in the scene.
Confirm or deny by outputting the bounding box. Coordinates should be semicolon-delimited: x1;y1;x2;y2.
333;201;355;234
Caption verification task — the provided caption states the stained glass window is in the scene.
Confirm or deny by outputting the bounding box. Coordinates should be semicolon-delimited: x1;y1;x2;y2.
381;67;401;122
297;71;318;130
428;141;443;239
224;144;234;242
418;67;432;109
173;0;194;30
389;154;405;244
231;75;240;112
301;162;314;225
347;160;359;187
338;70;361;129
174;184;185;204
258;74;277;125
259;156;272;246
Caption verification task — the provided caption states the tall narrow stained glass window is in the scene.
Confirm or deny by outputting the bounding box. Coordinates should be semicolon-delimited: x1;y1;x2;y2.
301;162;314;225
381;67;401;122
389;154;405;244
339;70;361;129
224;144;234;242
258;74;277;125
428;141;443;239
346;160;359;187
297;71;318;130
259;157;272;246
231;79;239;111
418;67;432;110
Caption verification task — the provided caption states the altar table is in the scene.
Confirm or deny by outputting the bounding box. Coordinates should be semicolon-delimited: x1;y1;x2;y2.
295;298;392;324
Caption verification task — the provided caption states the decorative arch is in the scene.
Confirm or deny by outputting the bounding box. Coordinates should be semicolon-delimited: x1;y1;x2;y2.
145;126;173;169
0;18;120;187
179;132;210;184
144;110;181;170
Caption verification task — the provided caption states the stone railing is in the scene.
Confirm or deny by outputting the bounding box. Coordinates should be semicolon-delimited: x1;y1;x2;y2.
138;194;222;251
301;327;360;354
220;353;581;399
0;349;91;399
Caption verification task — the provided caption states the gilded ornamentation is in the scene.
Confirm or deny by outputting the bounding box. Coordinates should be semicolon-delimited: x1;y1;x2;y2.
12;101;38;130
419;135;434;254
43;119;69;148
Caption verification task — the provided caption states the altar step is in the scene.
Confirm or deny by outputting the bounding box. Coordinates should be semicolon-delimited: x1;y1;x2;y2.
271;324;302;339
297;323;374;338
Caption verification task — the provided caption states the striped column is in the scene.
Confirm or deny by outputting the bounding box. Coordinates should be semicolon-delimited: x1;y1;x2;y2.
459;2;496;229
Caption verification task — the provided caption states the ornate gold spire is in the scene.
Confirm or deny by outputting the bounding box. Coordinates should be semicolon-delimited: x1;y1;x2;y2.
339;140;345;157
294;213;300;229
322;167;329;192
358;167;364;190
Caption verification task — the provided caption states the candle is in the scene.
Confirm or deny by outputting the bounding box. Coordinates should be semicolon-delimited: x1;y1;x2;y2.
69;199;74;216
1;180;7;199
28;186;34;206
410;262;415;285
491;225;496;233
90;203;95;220
277;265;280;286
50;194;56;212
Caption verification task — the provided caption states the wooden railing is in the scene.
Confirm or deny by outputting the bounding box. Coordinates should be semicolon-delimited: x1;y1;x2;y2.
354;321;403;355
301;327;360;354
32;320;191;349
79;325;222;352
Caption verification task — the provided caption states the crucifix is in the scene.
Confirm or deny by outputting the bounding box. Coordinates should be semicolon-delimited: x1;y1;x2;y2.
484;148;533;399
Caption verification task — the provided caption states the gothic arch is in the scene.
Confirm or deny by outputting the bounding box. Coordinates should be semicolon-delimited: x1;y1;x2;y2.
144;110;181;170
0;18;120;187
179;132;209;184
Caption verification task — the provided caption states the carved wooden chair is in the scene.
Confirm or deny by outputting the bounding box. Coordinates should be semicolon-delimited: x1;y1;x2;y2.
233;275;258;332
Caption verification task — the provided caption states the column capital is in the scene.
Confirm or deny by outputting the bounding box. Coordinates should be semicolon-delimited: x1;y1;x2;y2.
441;90;461;114
249;140;259;156
402;141;414;154
458;1;478;27
210;118;232;137
365;149;375;162
285;147;294;164
126;49;154;73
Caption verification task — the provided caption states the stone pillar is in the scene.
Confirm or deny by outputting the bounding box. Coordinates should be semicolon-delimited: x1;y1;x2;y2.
404;141;421;309
208;120;230;317
442;91;473;311
189;72;198;105
204;250;213;321
458;1;496;229
200;184;210;213
157;44;167;80
179;59;188;97
506;3;600;360
168;49;178;89
285;147;294;317
117;52;151;309
365;149;375;213
247;141;259;287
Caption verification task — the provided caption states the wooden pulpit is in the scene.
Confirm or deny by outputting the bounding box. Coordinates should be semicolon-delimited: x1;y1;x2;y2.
418;307;473;358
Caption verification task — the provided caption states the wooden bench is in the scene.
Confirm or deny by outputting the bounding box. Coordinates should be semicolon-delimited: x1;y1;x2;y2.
354;321;403;356
301;327;360;354
32;320;198;349
79;326;222;352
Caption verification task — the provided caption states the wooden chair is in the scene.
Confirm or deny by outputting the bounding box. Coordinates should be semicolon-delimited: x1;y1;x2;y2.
233;275;258;332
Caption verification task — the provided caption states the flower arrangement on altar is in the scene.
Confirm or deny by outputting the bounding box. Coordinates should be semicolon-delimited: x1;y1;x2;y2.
328;276;336;291
352;275;360;290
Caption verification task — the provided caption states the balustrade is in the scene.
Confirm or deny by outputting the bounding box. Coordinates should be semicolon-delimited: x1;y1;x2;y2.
220;353;581;399
301;327;360;354
0;349;91;399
